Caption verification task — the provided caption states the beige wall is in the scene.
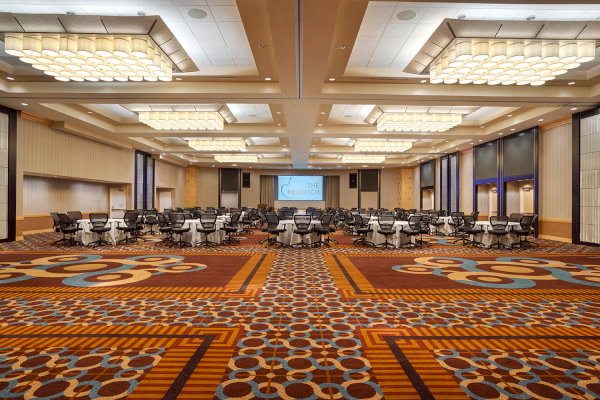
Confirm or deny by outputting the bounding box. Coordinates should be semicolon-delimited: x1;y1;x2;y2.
23;175;109;215
196;168;219;208
540;123;572;220
412;166;420;209
17;117;134;217
459;150;474;214
360;191;378;209
380;169;397;210
154;159;186;208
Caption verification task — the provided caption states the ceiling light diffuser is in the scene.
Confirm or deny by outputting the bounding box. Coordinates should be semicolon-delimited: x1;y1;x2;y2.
140;112;224;130
188;140;245;151
354;140;412;152
377;113;462;132
4;33;174;82
342;155;385;163
429;39;595;86
214;154;257;163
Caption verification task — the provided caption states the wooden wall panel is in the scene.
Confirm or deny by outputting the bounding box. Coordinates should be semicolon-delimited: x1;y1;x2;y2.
23;175;109;215
154;159;185;208
379;169;397;210
185;167;198;207
412;166;420;209
398;168;413;209
196;168;219;207
459;150;474;213
16;117;134;217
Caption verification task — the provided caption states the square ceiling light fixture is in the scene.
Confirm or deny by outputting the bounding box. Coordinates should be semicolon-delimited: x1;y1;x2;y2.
215;154;258;163
354;140;412;152
140;112;225;130
377;113;461;132
342;155;386;163
188;139;245;151
404;19;600;86
5;33;174;82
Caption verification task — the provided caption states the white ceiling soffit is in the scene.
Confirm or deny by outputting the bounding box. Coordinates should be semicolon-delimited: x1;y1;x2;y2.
227;104;272;119
363;105;480;125
120;103;237;124
92;104;138;118
329;105;376;119
462;107;506;121
0;13;197;72
404;19;600;75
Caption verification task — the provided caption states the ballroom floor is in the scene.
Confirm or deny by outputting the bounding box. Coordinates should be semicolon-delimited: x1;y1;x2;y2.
0;231;599;399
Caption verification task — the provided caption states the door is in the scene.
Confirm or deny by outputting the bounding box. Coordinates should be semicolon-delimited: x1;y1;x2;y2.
158;190;172;211
110;188;127;218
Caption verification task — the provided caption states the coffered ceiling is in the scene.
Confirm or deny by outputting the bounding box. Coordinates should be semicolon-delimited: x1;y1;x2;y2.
1;0;599;170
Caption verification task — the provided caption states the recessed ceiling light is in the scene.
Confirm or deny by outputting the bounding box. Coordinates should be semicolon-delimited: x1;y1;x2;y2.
176;78;182;81
321;112;325;114
337;45;345;50
283;145;286;146
6;77;13;80
277;112;281;114
538;119;544;121
511;128;515;131
88;111;92;114
571;108;578;110
479;140;482;142
420;80;427;83
187;8;208;19
21;103;27;106
446;140;449;142
318;124;322;126
568;82;575;85
397;10;418;21
507;115;512;117
470;143;474;144
265;78;271;81
329;78;335;81
259;44;267;49
480;126;484;128
499;132;503;135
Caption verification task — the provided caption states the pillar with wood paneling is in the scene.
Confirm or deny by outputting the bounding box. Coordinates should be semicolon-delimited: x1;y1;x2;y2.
185;166;198;207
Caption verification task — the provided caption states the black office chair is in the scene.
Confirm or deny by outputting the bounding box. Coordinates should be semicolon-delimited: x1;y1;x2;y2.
401;215;422;249
57;213;82;247
67;211;82;226
169;213;191;247
439;210;447;217
155;213;173;246
343;211;356;235
88;213;111;247
448;212;464;237
313;214;334;248
241;209;255;235
282;210;294;220
377;215;396;249
222;212;242;245
408;209;417;214
418;214;432;247
258;211;270;244
462;215;484;247
144;210;159;235
116;212;140;244
265;213;287;248
312;210;323;220
50;212;68;246
489;216;510;249
292;215;313;248
217;208;226;216
510;213;524;223
511;215;535;249
429;212;445;236
197;213;219;247
353;215;373;247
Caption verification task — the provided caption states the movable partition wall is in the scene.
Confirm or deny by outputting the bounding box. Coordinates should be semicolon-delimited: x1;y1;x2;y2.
0;105;16;242
573;107;600;246
439;152;459;214
219;168;240;208
419;160;436;210
358;169;379;209
135;150;155;210
473;129;539;231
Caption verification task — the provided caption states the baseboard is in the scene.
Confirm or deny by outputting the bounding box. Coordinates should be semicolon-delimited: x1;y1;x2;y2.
23;228;54;235
539;235;572;243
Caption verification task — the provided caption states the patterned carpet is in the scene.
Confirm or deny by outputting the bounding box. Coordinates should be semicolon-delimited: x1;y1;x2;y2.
0;232;599;399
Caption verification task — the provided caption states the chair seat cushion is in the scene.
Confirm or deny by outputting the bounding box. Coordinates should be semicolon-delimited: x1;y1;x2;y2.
197;228;216;233
269;228;286;234
377;229;394;235
63;227;79;233
91;227;110;233
159;227;172;233
173;228;191;234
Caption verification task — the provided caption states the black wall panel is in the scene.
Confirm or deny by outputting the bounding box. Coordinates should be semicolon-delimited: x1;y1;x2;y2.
420;160;435;187
360;169;378;192
475;141;498;181
503;130;534;177
221;168;239;192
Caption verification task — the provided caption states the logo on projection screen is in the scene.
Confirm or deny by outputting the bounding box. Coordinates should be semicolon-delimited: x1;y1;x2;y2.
279;176;323;201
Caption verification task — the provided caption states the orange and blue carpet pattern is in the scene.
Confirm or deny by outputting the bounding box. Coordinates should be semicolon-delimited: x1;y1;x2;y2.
0;232;599;399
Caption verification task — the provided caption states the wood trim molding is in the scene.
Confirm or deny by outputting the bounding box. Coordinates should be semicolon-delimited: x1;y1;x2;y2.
540;115;571;131
18;110;52;126
539;235;572;243
539;218;572;223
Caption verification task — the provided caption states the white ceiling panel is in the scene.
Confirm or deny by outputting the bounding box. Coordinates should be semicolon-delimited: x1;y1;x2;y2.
0;1;254;69
227;104;273;119
350;1;600;76
329;105;376;119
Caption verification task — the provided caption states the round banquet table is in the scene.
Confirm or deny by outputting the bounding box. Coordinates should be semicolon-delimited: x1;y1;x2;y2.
472;221;520;248
276;219;321;246
366;220;414;247
76;219;125;245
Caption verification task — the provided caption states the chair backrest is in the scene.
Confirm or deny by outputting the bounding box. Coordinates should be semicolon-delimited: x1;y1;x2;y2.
408;215;422;230
123;212;139;228
67;211;82;222
157;213;168;227
451;212;464;226
320;213;332;227
176;207;184;212
463;215;476;229
354;214;365;228
345;211;355;223
439;210;447;217
169;212;186;228
282;210;294;220
266;213;280;229
205;209;217;214
312;210;323;220
519;215;534;231
490;215;509;229
90;213;108;228
277;209;284;218
200;213;217;228
57;213;71;229
409;209;417;214
378;215;394;230
429;211;439;221
217;208;226;216
510;213;524;223
50;212;61;228
471;211;479;221
230;212;241;225
294;214;311;230
183;211;193;219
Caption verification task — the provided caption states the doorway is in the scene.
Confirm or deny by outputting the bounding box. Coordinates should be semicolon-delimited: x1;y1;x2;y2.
109;187;127;218
157;189;173;211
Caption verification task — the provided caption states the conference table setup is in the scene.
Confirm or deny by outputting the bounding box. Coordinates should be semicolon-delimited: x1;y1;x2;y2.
365;219;414;247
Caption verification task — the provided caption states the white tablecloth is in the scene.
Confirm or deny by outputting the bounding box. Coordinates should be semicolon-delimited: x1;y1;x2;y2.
76;219;125;245
471;221;520;248
180;219;226;245
367;221;413;247
276;219;321;245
